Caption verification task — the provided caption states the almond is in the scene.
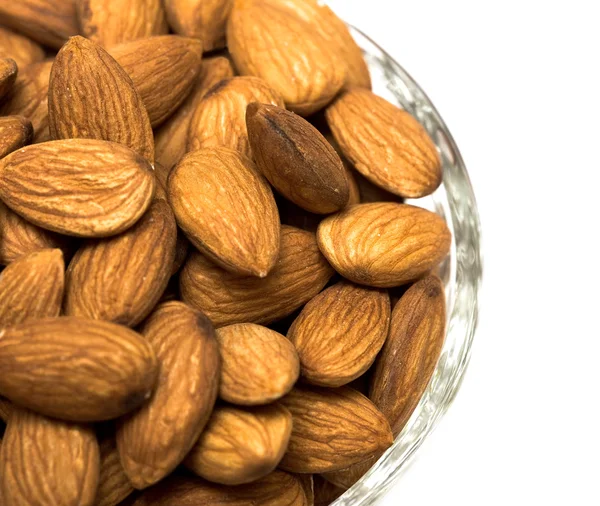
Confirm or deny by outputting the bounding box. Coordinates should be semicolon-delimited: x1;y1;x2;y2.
180;225;334;327
317;203;451;287
0;407;99;506
287;281;390;387
313;475;343;506
64;199;176;327
0;139;155;238
0;249;64;327
0;396;11;422
246;103;350;214
109;35;204;127
370;274;446;436
184;404;292;485
352;168;403;204
49;36;154;161
217;323;299;405
344;162;361;206
117;301;220;489
0;1;78;49
326;88;442;198
227;0;345;115
187;76;283;158
0;115;33;159
77;0;168;47
164;0;233;51
95;438;135;506
0;58;17;101
168;146;280;277
0;316;159;421
0;26;45;68
155;55;236;170
320;453;378;490
279;386;393;474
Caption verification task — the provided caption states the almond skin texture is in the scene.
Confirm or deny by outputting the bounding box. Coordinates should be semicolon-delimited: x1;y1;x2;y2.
0;115;33;159
370;275;446;436
49;36;154;161
184;404;292;485
77;0;168;47
155;55;236;170
227;0;345;115
95;438;135;506
64;199;176;327
288;281;390;387
0;139;155;238
313;475;343;506
0;396;11;421
109;36;203;127
0;26;45;68
0;58;17;102
279;386;393;474
188;76;283;158
326;88;442;198
117;301;220;489
317;203;451;288
320;453;378;490
169;147;280;277
0;407;100;506
217;323;300;405
0;249;64;327
247;103;349;214
180;225;334;327
0;316;159;421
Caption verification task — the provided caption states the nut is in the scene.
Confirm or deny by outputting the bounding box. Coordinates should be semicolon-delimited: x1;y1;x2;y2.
0;115;33;160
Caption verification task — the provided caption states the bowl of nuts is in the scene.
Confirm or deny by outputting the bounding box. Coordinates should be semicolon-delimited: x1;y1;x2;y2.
0;0;481;505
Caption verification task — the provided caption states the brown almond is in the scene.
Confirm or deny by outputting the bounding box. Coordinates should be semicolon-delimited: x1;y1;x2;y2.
0;58;17;101
95;438;135;506
49;36;154;161
320;453;379;490
0;407;99;506
246;103;350;214
155;55;236;170
0;139;155;238
287;281;390;387
117;301;220;489
317;203;451;287
0;316;159;421
326;88;442;198
217;323;299;405
0;396;11;422
180;225;334;327
353;168;403;203
0;115;33;159
188;76;283;158
370;274;446;436
277;199;322;234
169;146;280;277
279;386;393;474
0;26;44;68
227;0;345;115
0;249;64;327
64;199;176;327
109;35;203;127
313;475;344;506
344;162;361;206
77;0;168;47
296;475;314;506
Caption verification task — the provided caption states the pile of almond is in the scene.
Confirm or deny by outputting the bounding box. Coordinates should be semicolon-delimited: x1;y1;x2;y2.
0;0;452;505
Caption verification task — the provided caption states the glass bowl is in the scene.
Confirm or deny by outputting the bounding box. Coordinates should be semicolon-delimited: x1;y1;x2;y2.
330;27;483;505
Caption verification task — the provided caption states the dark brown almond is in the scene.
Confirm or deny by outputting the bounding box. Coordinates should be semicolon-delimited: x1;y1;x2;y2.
0;396;11;422
0;26;45;68
320;453;379;490
296;475;314;506
0;115;32;159
313;475;344;506
0;58;17;101
95;438;135;506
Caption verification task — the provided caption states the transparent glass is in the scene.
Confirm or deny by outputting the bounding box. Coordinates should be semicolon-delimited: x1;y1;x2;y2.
330;28;483;505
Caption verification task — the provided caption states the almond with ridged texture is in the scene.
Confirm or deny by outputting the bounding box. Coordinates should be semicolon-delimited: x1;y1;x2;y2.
0;407;99;506
180;225;334;327
317;203;451;288
169;147;279;277
77;0;168;47
227;0;345;116
326;88;442;198
279;386;393;474
49;36;154;161
320;453;379;490
296;475;314;506
0;397;11;421
164;0;233;51
0;139;155;237
0;116;32;159
64;199;176;326
0;26;44;67
0;58;17;101
117;301;220;489
109;35;203;127
0;249;64;327
0;316;158;421
188;76;283;158
246;103;349;214
185;404;292;485
370;275;446;436
95;438;135;506
217;323;299;405
155;55;235;170
287;281;390;387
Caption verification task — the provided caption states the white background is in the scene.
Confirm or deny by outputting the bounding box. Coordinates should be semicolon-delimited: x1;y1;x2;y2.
327;0;600;504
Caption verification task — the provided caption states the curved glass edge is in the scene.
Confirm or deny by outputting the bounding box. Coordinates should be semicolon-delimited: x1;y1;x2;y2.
331;27;483;506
